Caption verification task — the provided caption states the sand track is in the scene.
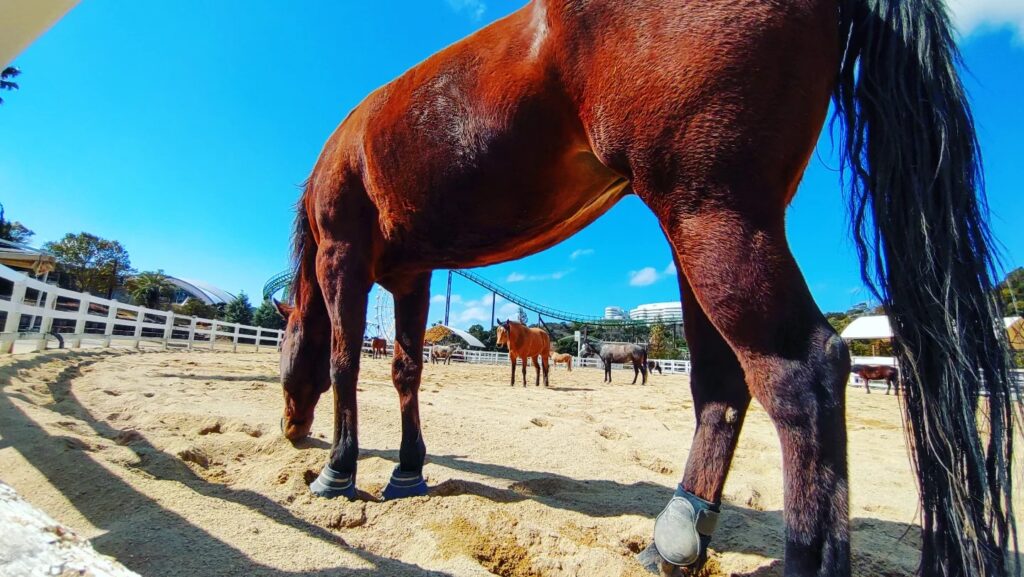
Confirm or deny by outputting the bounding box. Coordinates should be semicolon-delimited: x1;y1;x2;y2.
0;349;1008;576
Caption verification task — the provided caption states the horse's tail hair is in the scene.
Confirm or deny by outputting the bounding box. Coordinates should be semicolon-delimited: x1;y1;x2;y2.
289;181;319;311
835;1;1018;575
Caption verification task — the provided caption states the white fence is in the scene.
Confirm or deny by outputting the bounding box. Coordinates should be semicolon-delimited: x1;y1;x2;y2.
0;264;283;354
362;341;692;374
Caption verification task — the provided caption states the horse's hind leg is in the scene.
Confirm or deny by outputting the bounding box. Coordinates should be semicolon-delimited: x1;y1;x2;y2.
521;356;529;387
382;272;431;499
542;354;550;386
308;237;373;500
645;203;851;575
649;271;752;568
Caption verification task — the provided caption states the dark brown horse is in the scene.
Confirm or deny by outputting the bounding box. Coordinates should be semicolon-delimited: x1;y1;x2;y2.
274;1;1017;574
580;340;649;385
851;364;899;395
495;320;550;387
370;337;387;359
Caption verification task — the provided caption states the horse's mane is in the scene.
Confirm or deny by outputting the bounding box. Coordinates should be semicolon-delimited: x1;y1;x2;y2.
289;180;318;315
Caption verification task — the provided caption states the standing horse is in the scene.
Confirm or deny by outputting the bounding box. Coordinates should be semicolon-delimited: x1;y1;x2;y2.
430;345;460;365
851;364;899;395
274;1;1016;574
370;337;387;359
550;352;573;372
495;320;550;387
581;340;649;385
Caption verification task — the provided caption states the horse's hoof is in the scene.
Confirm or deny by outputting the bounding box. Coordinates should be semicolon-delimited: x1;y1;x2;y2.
309;465;357;500
382;467;428;500
653;485;719;567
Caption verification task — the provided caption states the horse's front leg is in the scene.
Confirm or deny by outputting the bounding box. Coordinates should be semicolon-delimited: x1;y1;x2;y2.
383;272;431;500
308;240;371;500
532;356;541;386
521;356;528;387
509;355;517;386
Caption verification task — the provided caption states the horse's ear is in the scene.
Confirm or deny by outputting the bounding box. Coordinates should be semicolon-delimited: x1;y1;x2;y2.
273;299;293;319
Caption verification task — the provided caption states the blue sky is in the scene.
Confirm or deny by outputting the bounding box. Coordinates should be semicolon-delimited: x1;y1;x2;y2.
2;1;1021;329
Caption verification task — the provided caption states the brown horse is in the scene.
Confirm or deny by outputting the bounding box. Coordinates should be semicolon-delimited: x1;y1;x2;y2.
275;1;1016;574
850;364;899;395
495;320;550;387
550;351;573;372
370;337;387;359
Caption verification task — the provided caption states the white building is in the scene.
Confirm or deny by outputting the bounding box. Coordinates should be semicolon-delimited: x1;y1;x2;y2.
628;302;683;323
604;306;627;320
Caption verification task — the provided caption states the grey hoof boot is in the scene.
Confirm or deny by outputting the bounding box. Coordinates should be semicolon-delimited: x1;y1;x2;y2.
653;485;720;567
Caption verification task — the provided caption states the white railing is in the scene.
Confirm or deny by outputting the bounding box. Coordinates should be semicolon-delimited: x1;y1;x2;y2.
359;341;692;373
0;264;283;354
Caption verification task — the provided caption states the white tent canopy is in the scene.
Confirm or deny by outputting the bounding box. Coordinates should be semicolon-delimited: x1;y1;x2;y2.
440;325;486;348
841;314;1022;341
840;315;892;340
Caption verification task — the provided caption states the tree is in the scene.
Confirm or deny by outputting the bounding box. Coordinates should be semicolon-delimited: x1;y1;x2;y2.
0;67;19;106
996;267;1023;317
517;306;529;325
0;204;34;244
648;323;675;359
43;232;132;296
173;298;221;320
253;299;285;330
125;270;176;310
224;292;254;325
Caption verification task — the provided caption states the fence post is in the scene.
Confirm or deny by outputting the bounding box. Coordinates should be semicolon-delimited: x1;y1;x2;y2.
255;327;262;352
231;324;238;353
132;308;144;350
102;299;116;348
70;295;89;349
35;289;58;352
0;281;27;354
210;320;218;351
187;317;196;350
163;312;175;350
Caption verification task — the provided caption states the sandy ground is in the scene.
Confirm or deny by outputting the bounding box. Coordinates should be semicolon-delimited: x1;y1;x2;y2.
0;349;1019;577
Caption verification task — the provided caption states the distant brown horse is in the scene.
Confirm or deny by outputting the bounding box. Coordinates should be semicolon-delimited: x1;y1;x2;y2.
851;364;899;395
370;337;387;359
496;320;550;387
550;352;573;372
274;1;1015;574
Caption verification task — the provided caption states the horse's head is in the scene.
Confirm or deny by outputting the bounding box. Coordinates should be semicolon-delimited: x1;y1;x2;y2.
580;341;596;357
495;319;509;347
274;299;330;441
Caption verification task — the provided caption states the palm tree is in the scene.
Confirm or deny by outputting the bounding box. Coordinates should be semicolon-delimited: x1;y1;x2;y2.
1;67;20;105
126;271;177;310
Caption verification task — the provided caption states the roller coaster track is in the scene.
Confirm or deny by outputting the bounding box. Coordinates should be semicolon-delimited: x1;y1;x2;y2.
263;268;646;327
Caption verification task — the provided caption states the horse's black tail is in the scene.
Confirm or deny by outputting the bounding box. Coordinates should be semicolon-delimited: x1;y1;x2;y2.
835;1;1018;575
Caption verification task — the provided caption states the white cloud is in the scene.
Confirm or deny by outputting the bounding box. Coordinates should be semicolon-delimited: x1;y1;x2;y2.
445;0;487;21
629;267;660;287
431;293;461;304
457;306;489;323
507;270;571;282
663;262;677;276
948;0;1024;38
498;302;519;317
570;248;594;260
